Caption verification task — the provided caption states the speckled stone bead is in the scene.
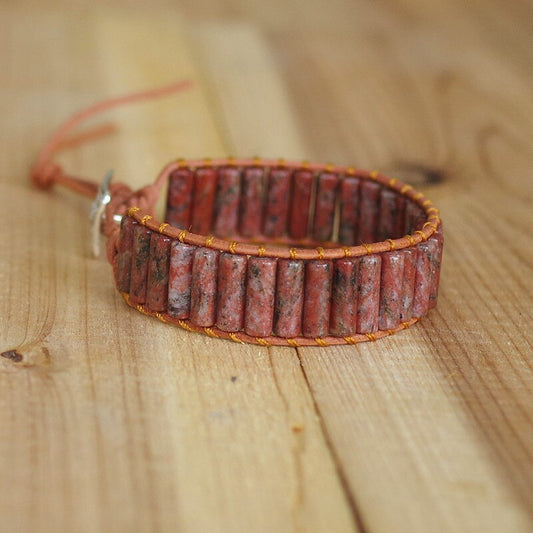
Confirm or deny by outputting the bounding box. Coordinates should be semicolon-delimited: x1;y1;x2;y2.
168;242;196;318
190;247;219;327
146;233;172;312
213;166;241;237
216;253;247;332
289;170;313;240
313;172;338;242
330;258;358;336
400;248;417;322
339;177;360;245
244;257;277;337
357;180;381;244
240;167;265;238
378;251;405;330
166;168;194;229
412;239;438;318
129;225;152;305
191;167;217;235
302;260;333;338
263;168;292;237
116;216;137;293
378;189;399;241
274;259;304;337
394;196;407;238
405;201;425;234
429;228;444;309
356;255;382;333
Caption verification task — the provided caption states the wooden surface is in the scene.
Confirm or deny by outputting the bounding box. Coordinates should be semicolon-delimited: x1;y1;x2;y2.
1;1;533;532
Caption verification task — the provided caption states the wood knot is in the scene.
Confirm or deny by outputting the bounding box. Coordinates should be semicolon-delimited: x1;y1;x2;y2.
1;350;23;363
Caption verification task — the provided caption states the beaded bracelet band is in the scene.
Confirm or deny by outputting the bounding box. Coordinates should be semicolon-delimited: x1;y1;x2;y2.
31;82;443;347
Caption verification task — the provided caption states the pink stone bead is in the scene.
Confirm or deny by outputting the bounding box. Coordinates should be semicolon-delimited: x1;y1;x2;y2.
330;258;358;336
377;189;398;241
289;170;313;240
429;228;444;309
213;166;241;237
378;251;405;330
339;177;360;245
116;216;137;293
357;180;381;244
405;201;425;234
263;168;292;237
400;248;417;322
244;257;277;337
313;172;338;242
129;226;152;305
274;259;304;338
412;239;438;318
302;260;333;338
216;253;247;332
168;242;196;318
191;167;217;235
356;255;382;333
166;168;194;229
393;195;407;238
146;233;172;312
240;167;265;238
190;247;219;327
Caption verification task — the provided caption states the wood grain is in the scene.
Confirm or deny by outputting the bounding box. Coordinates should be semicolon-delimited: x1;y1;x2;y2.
1;1;532;532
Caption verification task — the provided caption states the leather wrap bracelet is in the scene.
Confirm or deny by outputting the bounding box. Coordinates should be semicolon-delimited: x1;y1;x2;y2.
31;82;443;347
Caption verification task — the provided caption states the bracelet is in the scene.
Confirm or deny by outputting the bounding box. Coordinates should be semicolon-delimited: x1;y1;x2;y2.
31;82;443;347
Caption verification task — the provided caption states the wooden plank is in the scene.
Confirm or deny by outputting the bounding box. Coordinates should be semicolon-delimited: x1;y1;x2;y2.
1;1;532;532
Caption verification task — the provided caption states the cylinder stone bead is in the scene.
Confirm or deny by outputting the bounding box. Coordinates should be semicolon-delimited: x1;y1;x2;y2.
330;258;358;337
313;172;338;242
405;201;425;234
129;225;152;305
168;242;196;318
302;260;333;338
289;170;313;240
191;167;218;235
400;248;417;322
216;253;247;332
146;234;172;312
412;240;438;318
378;251;405;330
357;181;381;244
244;257;277;337
378;189;399;241
274;259;305;338
356;255;382;333
213;167;241;237
263;168;292;237
166;168;194;228
393;195;407;239
116;216;137;293
190;248;219;327
339;177;360;245
239;167;265;238
429;228;444;309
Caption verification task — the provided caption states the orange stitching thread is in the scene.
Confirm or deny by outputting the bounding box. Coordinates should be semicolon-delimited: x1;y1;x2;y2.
315;338;329;347
140;215;152;225
204;327;219;338
176;158;186;167
386;239;396;251
325;163;334;172
229;333;244;344
256;337;270;346
127;206;141;217
362;243;373;255
178;320;194;332
258;245;266;257
316;247;325;259
290;248;298;260
413;192;424;201
388;178;398;187
400;184;412;194
205;236;214;247
415;230;428;241
343;247;352;257
178;230;188;242
365;333;377;342
158;223;169;233
405;234;415;246
287;339;300;347
343;336;357;344
369;170;379;179
346;166;356;175
155;312;167;323
229;241;238;254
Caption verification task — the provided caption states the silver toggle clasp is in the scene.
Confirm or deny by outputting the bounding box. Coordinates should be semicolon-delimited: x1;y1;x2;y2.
89;169;116;258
